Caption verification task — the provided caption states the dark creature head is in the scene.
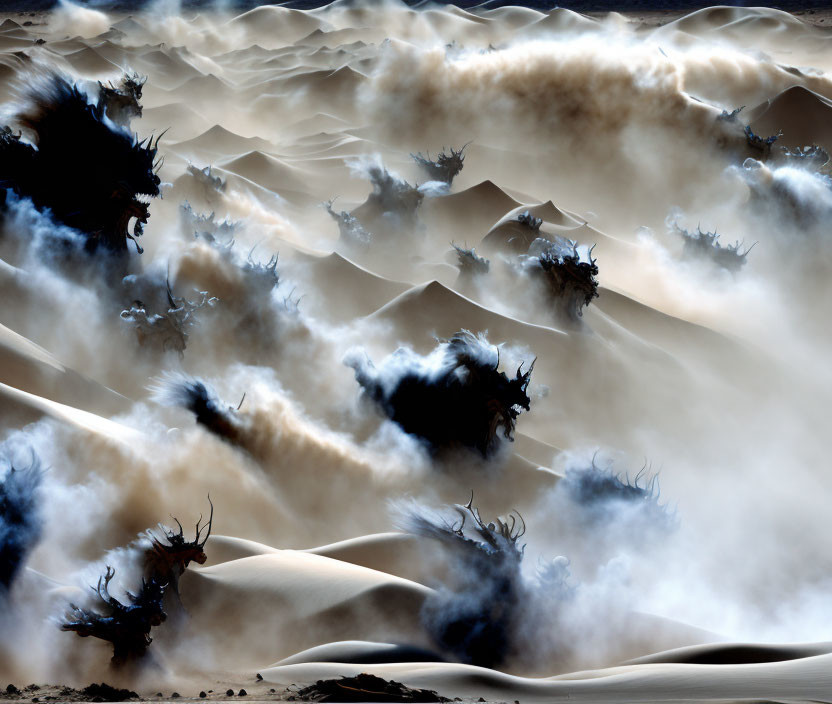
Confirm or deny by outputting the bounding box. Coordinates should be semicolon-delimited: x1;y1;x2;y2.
324;199;372;248
451;242;489;277
399;496;526;668
62;565;169;664
744;124;782;158
531;238;599;318
672;223;755;272
242;249;279;295
557;457;676;537
121;281;217;357
367;164;424;219
98;72;146;127
0;450;44;592
181;201;238;240
0;74;162;254
516;210;543;231
187;163;226;193
147;497;213;583
411;142;470;185
347;330;534;457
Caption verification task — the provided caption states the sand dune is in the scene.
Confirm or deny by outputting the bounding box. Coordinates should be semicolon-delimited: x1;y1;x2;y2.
748;85;832;150
180;552;431;667
261;654;832;703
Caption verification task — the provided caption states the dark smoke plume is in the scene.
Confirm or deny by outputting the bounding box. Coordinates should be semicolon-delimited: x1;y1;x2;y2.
0;449;44;594
346;331;533;457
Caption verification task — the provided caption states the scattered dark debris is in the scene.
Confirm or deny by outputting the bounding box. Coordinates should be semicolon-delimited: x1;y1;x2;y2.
81;684;139;702
294;674;449;703
2;684;140;702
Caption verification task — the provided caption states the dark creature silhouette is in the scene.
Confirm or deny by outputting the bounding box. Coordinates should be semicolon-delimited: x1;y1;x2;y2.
347;331;533;457
451;243;489;277
97;72;145;127
411;143;470;185
0;451;43;593
187;163;226;193
0;75;162;255
671;223;755;272
516;210;542;231
145;497;213;590
61;567;168;665
180;201;238;240
401;496;526;668
121;280;217;357
745;124;782;158
529;238;599;318
324;199;371;249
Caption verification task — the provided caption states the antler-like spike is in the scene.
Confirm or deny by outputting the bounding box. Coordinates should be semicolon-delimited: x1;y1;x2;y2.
197;495;214;547
153;127;170;150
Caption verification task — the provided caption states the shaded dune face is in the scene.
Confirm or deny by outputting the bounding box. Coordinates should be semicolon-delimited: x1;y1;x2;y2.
1;3;832;702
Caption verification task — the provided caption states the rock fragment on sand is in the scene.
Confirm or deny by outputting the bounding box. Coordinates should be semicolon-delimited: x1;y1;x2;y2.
294;673;449;703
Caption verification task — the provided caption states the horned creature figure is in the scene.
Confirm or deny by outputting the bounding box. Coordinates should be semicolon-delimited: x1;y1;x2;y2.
152;374;246;445
61;567;168;665
97;72;146;127
528;238;599;319
401;496;526;667
451;243;489;277
559;461;674;531
0;451;43;593
187;163;226;194
0;75;162;255
324;199;371;248
779;144;830;169
745;124;782;158
346;330;533;457
717;106;745;122
180;201;238;241
410;143;470;185
672;223;755;272
120;280;217;357
364;164;424;229
516;210;542;231
145;497;213;589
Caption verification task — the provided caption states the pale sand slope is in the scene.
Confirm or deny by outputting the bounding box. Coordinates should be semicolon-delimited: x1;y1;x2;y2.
2;4;832;702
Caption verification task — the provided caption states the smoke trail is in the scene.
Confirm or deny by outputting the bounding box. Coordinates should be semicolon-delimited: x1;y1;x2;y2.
0;447;44;595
